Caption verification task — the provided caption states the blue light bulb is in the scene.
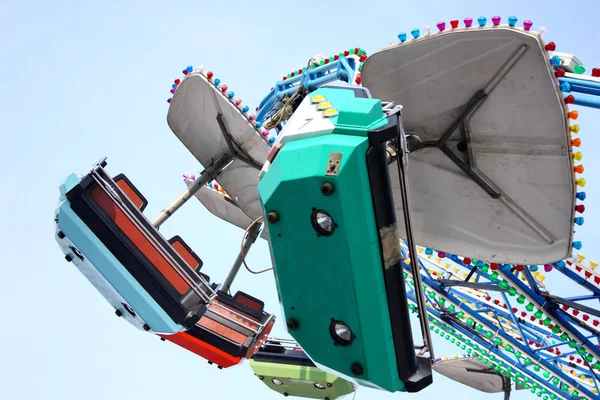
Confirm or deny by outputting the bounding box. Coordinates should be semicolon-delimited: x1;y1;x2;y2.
554;261;566;269
255;121;263;128
172;84;178;89
214;78;221;85
508;16;517;27
398;32;407;42
560;82;571;92
550;55;561;66
476;260;484;267
530;265;539;272
576;192;586;201
478;16;487;27
242;105;249;113
411;28;420;39
425;248;433;255
574;217;584;226
573;241;583;250
228;91;235;98
187;65;193;72
269;137;275;144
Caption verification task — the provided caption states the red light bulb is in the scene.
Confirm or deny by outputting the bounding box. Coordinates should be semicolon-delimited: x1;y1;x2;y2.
282;76;287;81
565;95;575;104
174;78;181;84
490;263;499;270
334;54;340;61
438;251;446;258
516;264;525;271
450;19;459;28
355;75;362;84
575;204;585;213
463;257;471;265
298;69;303;74
574;165;584;174
583;314;590;321
359;54;368;62
571;138;581;147
555;68;566;78
344;50;350;56
206;72;213;80
592;68;600;77
324;58;330;64
573;309;580;316
545;42;556;51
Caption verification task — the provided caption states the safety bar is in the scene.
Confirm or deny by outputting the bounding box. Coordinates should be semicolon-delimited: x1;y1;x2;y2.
90;162;217;304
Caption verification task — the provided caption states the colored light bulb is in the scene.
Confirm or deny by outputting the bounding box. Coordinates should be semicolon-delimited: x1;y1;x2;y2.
255;121;263;128
249;114;256;121
575;204;585;213
570;124;580;133
545;42;556;51
574;165;584;174
464;17;473;27
560;82;571;92
167;98;172;103
574;65;585;74
571;138;581;147
573;241;583;250
172;83;178;89
568;110;579;120
508;16;517;27
523;20;533;30
544;264;552;272
491;16;501;26
574;217;584;226
555;68;566;78
170;88;175;94
592;68;600;77
268;137;275;144
573;152;582;161
550;55;561;66
262;130;268;137
214;78;221;85
398;32;407;42
228;91;235;99
207;71;213;79
242;105;249;113
576;178;586;187
411;28;420;38
221;84;228;92
450;20;459;29
359;54;368;62
478;16;486;27
565;95;575;104
187;66;193;73
235;98;242;106
437;21;446;31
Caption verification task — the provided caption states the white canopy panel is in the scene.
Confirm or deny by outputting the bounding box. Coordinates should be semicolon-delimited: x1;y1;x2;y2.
433;357;507;393
363;27;576;264
167;73;269;221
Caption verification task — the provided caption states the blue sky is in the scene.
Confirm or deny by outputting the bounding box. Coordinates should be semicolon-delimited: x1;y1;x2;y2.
1;0;599;399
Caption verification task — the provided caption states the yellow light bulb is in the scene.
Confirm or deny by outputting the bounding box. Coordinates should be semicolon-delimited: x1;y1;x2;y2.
576;178;586;187
570;124;580;134
311;94;326;103
589;261;598;269
573;152;583;161
577;254;585;263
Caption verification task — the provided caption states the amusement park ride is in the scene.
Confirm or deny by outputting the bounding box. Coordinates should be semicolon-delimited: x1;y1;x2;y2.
54;15;600;400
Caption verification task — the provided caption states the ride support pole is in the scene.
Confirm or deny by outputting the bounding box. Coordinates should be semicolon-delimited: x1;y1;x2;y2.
151;155;232;228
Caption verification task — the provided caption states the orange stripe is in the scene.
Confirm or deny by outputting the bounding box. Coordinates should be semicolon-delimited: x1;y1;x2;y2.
159;333;242;368
171;240;199;270
115;179;144;210
90;186;189;294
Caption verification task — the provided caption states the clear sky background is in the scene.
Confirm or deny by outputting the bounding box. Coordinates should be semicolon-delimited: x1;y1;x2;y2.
1;0;599;399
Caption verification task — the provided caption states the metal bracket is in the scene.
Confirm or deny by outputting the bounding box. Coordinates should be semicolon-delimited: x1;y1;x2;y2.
409;44;530;199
